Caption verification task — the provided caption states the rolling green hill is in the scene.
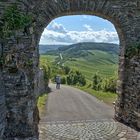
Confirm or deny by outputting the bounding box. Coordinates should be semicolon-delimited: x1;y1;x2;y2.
43;42;119;81
45;42;119;55
39;44;66;54
40;42;119;105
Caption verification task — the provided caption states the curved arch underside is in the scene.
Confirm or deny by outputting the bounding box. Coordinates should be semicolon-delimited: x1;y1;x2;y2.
0;0;140;139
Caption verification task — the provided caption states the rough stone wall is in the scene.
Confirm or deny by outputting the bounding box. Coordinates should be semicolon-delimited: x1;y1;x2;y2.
35;0;140;130
38;68;48;96
0;0;140;139
0;2;6;139
0;1;40;139
34;67;48;98
0;71;6;139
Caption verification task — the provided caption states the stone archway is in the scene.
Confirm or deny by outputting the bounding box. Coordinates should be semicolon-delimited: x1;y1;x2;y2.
0;0;140;139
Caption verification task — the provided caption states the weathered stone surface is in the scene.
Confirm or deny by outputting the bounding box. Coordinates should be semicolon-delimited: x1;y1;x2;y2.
0;0;140;139
39;119;139;140
37;68;48;97
0;71;6;139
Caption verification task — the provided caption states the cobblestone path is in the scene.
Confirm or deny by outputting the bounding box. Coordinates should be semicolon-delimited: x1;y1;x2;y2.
39;85;140;140
39;119;139;140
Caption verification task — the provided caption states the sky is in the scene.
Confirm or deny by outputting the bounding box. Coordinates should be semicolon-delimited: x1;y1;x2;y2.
39;15;119;45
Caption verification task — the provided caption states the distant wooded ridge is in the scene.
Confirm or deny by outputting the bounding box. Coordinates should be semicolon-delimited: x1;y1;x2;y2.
39;42;119;55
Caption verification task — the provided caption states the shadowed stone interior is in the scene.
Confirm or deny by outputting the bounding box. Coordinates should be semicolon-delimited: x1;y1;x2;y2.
0;0;140;139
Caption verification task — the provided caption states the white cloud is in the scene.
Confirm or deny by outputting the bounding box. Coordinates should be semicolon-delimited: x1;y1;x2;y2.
83;24;93;31
47;21;67;33
40;22;119;45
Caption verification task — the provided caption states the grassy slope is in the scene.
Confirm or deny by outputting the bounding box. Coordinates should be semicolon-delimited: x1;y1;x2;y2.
37;93;48;116
40;55;57;64
38;55;56;115
40;51;118;81
40;47;118;105
64;50;118;81
78;86;117;106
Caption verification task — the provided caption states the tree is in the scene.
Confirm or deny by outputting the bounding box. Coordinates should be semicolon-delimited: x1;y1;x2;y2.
66;70;86;86
92;73;102;90
67;70;75;85
61;77;66;84
101;76;117;93
63;66;71;75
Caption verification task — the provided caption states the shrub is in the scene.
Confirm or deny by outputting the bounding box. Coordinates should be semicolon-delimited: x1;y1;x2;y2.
63;66;71;74
101;76;117;93
0;4;32;68
61;76;66;84
92;73;117;93
67;70;86;86
92;73;102;90
41;64;51;85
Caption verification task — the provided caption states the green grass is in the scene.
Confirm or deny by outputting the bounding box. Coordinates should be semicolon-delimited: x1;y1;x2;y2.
37;93;48;115
65;58;117;81
40;49;118;105
64;50;118;81
40;55;57;65
40;51;118;82
79;86;117;106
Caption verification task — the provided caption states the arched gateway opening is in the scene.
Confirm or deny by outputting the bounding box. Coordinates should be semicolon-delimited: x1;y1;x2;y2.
0;0;140;139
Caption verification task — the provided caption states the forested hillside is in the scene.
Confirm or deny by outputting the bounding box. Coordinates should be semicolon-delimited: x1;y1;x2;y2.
43;42;119;80
40;42;119;104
